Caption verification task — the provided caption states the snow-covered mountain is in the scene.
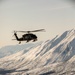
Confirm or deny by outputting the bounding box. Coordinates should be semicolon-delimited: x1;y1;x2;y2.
0;29;75;75
0;42;42;58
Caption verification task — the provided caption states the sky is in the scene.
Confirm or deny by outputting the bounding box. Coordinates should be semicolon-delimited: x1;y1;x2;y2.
0;0;75;47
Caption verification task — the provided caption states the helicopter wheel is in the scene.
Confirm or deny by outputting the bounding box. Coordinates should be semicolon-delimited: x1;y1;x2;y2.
26;40;30;43
19;41;21;44
33;39;37;42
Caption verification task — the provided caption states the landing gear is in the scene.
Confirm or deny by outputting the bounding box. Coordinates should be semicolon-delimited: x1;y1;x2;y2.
33;39;37;42
19;41;21;44
26;40;30;43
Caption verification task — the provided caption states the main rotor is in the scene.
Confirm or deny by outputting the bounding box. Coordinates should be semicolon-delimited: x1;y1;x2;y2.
14;29;45;34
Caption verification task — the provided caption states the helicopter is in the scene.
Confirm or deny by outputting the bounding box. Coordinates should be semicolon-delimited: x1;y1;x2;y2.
13;29;45;44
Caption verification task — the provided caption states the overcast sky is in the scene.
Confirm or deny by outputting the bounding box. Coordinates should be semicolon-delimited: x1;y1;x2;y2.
0;0;75;47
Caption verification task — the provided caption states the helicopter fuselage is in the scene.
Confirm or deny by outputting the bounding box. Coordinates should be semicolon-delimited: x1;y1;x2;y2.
22;34;37;41
14;33;37;43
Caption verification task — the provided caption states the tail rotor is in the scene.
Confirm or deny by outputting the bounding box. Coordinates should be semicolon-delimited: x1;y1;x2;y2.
12;31;17;40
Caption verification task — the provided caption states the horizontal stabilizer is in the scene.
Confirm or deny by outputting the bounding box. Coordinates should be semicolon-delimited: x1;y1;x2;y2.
12;39;16;40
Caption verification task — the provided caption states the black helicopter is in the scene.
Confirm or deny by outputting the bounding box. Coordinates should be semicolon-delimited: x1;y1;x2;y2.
13;29;45;44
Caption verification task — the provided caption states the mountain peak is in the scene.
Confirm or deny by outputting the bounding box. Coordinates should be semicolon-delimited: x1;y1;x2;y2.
68;28;75;34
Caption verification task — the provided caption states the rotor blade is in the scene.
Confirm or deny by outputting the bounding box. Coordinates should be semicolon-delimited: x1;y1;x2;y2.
13;31;17;33
16;29;45;33
16;31;29;33
31;29;45;32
